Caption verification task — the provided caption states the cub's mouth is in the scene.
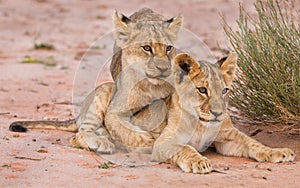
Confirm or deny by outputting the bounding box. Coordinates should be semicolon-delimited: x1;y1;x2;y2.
199;117;220;123
145;72;169;78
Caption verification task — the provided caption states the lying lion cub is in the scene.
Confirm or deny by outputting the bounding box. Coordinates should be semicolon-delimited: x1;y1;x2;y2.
151;52;295;173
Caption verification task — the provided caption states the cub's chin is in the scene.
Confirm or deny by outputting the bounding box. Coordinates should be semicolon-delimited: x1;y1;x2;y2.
199;117;223;127
199;117;210;122
145;73;169;85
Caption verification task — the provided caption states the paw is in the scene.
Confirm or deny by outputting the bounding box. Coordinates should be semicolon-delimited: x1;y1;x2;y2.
71;132;115;154
70;133;89;150
178;155;212;174
256;148;295;163
93;137;116;154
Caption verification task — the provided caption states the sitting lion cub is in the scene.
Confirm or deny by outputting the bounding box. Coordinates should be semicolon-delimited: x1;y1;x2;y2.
9;8;182;154
151;52;295;174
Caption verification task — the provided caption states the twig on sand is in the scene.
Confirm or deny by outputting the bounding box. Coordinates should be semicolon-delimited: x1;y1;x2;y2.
250;129;262;137
279;123;300;135
211;169;227;174
54;101;73;105
0;112;10;115
10;154;45;161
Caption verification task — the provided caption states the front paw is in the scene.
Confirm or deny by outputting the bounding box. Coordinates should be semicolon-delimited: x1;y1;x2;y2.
256;148;295;163
178;155;212;174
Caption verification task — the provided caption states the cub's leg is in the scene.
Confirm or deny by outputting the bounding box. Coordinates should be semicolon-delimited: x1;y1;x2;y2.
168;145;212;174
72;83;116;154
214;117;295;162
152;104;213;174
104;80;172;152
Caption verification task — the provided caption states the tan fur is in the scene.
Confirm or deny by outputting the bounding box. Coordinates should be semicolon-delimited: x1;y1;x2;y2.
103;8;182;152
111;8;165;80
9;8;182;154
69;51;296;172
110;8;182;80
151;52;295;174
77;8;182;153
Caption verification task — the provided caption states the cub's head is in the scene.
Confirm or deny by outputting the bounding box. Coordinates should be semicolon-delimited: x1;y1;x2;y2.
173;52;237;123
113;10;183;78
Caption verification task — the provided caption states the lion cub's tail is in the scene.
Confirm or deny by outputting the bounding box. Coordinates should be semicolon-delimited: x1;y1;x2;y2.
9;119;77;133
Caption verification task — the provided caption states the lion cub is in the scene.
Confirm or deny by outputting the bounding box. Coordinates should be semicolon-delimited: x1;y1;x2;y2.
9;8;182;154
151;52;295;174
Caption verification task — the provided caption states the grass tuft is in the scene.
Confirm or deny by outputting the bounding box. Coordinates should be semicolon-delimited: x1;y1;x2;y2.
223;0;300;124
34;43;55;50
21;56;57;67
98;162;112;169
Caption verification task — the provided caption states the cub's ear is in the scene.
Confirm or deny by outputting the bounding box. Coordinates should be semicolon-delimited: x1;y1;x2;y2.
173;53;201;83
218;52;237;85
113;10;132;46
165;14;183;39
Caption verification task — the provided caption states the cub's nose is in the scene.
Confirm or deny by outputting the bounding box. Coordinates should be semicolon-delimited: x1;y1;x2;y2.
210;110;222;118
156;66;168;73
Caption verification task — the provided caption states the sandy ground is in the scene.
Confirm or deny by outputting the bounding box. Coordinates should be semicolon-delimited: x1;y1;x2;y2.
0;0;299;187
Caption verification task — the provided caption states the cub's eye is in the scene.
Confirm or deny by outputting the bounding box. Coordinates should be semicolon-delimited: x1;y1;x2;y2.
142;45;153;53
166;45;173;53
222;88;230;95
197;87;207;95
